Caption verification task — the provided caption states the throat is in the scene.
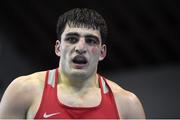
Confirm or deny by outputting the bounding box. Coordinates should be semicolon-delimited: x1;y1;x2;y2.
58;83;97;97
59;72;99;91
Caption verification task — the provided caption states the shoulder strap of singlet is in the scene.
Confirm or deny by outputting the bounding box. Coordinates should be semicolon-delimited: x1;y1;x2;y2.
46;69;58;88
47;69;56;87
34;69;58;118
98;75;109;94
99;74;120;118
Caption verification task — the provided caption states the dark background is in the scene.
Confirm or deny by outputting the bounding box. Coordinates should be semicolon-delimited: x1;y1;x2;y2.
0;0;180;118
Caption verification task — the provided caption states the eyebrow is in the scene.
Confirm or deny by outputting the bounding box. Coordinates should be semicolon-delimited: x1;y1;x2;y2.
65;32;100;42
66;32;99;39
66;32;80;37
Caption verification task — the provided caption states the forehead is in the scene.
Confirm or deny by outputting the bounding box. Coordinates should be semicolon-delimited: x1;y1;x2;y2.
61;24;101;38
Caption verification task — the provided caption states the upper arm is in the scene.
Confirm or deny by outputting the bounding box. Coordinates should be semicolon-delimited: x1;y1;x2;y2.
0;76;34;119
125;92;145;119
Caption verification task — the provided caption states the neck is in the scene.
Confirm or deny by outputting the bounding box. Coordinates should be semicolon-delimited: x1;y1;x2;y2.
58;69;99;91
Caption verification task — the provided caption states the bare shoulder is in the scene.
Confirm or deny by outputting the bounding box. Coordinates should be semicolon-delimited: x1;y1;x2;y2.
106;80;145;119
0;71;46;118
7;71;46;95
106;80;136;98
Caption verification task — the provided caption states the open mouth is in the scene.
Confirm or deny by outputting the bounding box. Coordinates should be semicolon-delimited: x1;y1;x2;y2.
72;55;88;65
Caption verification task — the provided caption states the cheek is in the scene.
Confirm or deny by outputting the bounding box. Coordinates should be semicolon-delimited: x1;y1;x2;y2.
61;44;71;52
91;47;98;55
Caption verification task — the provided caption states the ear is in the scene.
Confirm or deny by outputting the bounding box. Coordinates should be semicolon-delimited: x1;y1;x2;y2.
55;40;61;57
99;44;107;61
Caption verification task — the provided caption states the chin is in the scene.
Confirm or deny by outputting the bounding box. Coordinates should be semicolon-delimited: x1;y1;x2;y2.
70;69;90;79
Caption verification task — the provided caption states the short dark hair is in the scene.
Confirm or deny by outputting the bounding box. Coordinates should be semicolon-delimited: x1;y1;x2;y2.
56;8;108;44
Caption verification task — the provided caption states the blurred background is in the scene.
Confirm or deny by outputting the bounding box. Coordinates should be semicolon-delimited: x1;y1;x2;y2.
0;0;180;118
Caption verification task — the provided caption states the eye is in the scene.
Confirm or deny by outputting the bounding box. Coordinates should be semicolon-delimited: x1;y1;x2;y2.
85;38;99;45
65;37;78;44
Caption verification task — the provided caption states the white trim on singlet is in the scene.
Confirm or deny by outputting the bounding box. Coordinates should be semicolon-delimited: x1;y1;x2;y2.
47;69;56;88
100;76;109;94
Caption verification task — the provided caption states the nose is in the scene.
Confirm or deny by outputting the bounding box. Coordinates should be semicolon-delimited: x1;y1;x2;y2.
75;37;87;54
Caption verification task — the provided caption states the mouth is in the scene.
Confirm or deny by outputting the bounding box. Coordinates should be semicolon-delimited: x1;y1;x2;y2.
72;55;88;68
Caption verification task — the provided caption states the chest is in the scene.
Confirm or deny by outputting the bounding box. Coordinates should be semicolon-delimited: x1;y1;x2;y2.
26;87;102;118
57;87;102;107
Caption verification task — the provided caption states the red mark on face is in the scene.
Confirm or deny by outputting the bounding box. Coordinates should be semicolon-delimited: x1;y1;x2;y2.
91;47;98;54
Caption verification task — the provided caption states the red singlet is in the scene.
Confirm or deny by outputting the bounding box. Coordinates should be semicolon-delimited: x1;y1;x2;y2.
34;68;120;119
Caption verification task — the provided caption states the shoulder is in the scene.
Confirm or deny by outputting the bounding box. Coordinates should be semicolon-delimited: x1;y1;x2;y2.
106;80;134;98
0;71;47;118
8;71;46;95
1;71;47;108
106;79;145;119
106;80;138;103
